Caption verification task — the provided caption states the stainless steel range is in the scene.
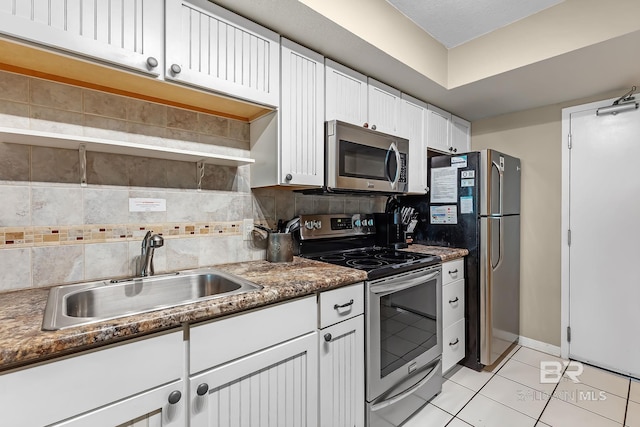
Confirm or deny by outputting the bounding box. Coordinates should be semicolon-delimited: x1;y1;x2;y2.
298;214;443;427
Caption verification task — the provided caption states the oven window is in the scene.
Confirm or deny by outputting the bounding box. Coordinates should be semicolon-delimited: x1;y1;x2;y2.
339;140;396;181
379;280;438;378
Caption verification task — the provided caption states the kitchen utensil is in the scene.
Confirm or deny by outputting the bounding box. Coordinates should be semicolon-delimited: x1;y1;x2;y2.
284;217;300;233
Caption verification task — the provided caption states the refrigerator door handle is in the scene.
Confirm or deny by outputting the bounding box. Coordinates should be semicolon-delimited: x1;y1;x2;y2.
490;217;504;270
492;159;504;215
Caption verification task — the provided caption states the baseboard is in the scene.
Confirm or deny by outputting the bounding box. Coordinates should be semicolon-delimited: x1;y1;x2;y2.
518;336;561;357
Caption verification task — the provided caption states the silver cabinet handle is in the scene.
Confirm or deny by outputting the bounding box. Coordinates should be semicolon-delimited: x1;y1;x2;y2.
449;297;459;304
324;333;332;342
371;124;377;130
449;338;460;346
285;173;293;181
334;299;354;310
170;64;182;75
146;56;159;69
168;390;182;404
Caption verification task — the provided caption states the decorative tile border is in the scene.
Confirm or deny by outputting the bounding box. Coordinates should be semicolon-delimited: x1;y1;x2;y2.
0;222;242;248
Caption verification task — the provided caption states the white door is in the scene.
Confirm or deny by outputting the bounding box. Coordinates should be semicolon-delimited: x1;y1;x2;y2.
319;315;365;427
165;0;280;107
0;0;164;75
568;102;640;377
280;38;325;187
325;59;368;128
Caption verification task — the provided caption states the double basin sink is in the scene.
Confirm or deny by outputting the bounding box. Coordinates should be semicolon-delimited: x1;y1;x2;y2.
42;268;263;330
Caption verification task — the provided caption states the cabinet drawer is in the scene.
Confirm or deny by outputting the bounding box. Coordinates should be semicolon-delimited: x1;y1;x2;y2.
190;296;316;374
319;283;364;329
442;318;465;373
443;279;465;329
443;258;464;286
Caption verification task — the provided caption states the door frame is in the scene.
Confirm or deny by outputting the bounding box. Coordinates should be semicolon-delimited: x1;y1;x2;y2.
560;96;617;359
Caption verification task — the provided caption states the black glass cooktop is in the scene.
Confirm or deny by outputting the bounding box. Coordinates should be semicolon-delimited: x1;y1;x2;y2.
305;247;439;279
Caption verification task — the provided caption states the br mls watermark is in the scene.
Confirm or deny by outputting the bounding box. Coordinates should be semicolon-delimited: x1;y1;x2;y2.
515;360;608;403
540;360;583;384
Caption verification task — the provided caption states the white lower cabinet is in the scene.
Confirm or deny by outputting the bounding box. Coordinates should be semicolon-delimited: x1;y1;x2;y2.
190;332;318;427
318;283;365;427
441;258;466;373
319;315;364;427
188;296;319;427
0;331;185;427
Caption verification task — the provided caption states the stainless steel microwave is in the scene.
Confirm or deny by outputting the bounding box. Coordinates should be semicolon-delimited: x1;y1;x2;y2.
325;120;409;193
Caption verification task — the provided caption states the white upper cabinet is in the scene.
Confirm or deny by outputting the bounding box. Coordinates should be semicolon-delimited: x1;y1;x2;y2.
451;115;471;154
427;104;471;155
325;59;368;128
279;38;325;187
250;39;324;188
427;104;453;153
401;94;429;194
367;78;402;136
0;0;164;76
325;60;402;136
165;0;280;107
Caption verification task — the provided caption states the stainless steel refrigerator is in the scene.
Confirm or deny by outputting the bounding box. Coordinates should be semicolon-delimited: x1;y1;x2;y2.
417;149;521;370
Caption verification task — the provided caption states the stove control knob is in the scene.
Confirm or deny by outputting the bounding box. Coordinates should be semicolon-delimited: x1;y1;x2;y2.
304;220;314;230
314;220;322;230
367;219;374;226
354;219;361;227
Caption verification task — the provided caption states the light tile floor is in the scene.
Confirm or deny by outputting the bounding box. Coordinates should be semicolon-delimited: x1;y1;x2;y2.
404;345;639;427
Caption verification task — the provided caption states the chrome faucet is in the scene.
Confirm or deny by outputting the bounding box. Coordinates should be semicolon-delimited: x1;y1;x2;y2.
140;231;164;277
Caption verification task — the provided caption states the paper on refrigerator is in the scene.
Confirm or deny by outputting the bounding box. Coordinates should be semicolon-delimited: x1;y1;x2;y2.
430;166;458;203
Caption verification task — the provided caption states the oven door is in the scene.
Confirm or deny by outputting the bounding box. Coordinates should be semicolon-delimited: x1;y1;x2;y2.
366;265;442;401
326;120;408;193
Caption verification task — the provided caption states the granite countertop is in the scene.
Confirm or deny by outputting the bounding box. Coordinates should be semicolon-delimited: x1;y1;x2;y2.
403;244;469;261
0;246;467;372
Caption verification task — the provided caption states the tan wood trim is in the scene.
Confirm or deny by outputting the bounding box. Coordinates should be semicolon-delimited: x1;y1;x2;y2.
0;37;273;122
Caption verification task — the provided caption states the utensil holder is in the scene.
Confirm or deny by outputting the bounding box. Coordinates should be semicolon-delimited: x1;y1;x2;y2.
266;233;294;262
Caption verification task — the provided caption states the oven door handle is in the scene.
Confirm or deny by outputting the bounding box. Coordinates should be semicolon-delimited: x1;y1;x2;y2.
370;270;440;296
370;358;440;412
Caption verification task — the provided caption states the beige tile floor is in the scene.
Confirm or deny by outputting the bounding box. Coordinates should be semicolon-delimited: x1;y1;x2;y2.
404;345;640;427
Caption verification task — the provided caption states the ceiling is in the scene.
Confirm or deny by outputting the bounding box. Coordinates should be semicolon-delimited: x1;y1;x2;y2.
210;0;640;121
385;0;564;48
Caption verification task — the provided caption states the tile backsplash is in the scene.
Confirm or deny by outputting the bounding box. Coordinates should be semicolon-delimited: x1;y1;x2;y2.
0;70;386;292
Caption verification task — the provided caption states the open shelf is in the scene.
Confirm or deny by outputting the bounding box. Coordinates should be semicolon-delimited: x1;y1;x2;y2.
0;127;255;167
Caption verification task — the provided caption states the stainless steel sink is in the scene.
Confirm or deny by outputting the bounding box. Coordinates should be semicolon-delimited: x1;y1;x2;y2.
42;268;263;330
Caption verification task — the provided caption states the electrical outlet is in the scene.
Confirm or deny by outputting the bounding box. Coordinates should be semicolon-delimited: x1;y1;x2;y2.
243;218;254;241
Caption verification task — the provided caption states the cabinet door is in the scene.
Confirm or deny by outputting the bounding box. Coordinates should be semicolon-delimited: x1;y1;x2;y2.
165;0;279;107
325;59;368;128
280;38;325;186
401;94;429;194
442;318;465;373
0;331;184;426
451;115;471;154
51;381;185;427
319;315;365;427
0;0;164;75
367;78;401;136
426;104;452;154
190;332;318;427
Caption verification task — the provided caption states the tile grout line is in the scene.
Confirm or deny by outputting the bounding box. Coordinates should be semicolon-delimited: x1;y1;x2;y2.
534;359;568;425
623;379;631;427
442;346;522;426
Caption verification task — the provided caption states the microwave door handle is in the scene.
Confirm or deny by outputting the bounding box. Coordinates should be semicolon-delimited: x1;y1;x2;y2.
390;142;401;189
384;142;402;189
